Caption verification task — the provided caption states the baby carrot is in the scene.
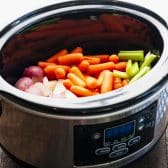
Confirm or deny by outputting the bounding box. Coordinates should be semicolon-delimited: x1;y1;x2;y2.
44;64;70;73
93;55;109;63
38;61;55;68
55;67;66;79
113;77;122;84
67;73;86;87
46;49;68;63
113;83;123;90
88;62;115;74
101;70;113;93
57;53;83;65
70;85;98;97
70;47;83;53
63;79;74;89
83;56;101;64
97;70;105;86
70;66;86;82
78;60;90;71
44;66;56;80
122;79;129;86
85;75;99;89
114;62;127;71
109;54;119;63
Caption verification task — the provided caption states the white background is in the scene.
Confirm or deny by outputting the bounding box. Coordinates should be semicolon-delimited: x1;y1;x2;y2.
0;0;167;30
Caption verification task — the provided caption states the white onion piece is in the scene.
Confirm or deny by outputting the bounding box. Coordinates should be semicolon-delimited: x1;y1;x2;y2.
25;82;51;97
43;77;57;91
52;80;66;96
51;80;77;99
64;90;78;99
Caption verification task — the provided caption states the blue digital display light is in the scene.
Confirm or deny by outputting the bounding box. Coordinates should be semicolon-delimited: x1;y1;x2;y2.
104;121;136;146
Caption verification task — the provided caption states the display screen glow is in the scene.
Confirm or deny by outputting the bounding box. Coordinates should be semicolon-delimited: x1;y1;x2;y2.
104;121;135;146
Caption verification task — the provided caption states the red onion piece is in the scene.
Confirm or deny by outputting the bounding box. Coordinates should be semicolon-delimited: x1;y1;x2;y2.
15;77;33;91
23;66;44;78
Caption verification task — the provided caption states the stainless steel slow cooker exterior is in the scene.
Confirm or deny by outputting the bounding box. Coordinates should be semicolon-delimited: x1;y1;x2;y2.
0;1;168;168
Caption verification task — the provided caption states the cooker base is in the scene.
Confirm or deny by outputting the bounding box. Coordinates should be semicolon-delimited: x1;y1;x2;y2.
0;127;167;168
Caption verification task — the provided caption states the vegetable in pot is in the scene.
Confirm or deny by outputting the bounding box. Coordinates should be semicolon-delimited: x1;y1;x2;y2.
15;47;159;98
15;77;33;91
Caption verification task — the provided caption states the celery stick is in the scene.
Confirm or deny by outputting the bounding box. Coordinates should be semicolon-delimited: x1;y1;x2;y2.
126;59;133;77
120;50;144;53
131;62;140;76
126;60;139;78
118;51;144;61
129;66;151;83
140;52;157;70
113;70;129;79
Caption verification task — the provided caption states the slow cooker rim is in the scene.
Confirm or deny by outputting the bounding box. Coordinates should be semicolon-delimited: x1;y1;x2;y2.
0;0;168;111
0;0;167;36
0;74;167;117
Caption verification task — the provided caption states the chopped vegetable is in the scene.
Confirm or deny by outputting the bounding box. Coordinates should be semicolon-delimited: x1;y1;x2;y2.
118;50;144;61
140;52;157;70
109;54;119;63
70;66;86;82
126;60;139;77
129;66;151;83
70;85;98;97
70;47;83;54
15;47;159;98
57;53;83;65
23;66;44;79
85;75;99;89
67;73;86;87
88;62;115;74
15;77;33;91
113;70;129;79
101;70;113;93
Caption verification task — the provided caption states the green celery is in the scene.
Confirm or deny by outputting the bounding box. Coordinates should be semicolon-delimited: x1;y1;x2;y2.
140;52;157;70
118;51;144;61
129;66;151;83
119;50;144;53
131;62;140;76
126;60;139;77
113;70;129;79
126;59;133;77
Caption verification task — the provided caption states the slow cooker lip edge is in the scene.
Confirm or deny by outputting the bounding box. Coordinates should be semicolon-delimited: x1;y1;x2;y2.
0;0;168;112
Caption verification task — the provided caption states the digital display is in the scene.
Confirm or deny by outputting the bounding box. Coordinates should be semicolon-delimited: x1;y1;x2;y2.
104;121;135;146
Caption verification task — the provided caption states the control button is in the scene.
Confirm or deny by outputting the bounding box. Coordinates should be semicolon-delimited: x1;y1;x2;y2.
138;117;145;123
109;148;128;159
138;123;145;131
128;136;141;146
146;121;155;128
92;133;102;140
112;143;127;151
95;147;110;156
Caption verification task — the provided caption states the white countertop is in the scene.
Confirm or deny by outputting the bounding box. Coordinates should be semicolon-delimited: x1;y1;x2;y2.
0;0;167;30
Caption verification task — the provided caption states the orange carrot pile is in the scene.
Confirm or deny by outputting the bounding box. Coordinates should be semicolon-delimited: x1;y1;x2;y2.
36;46;131;97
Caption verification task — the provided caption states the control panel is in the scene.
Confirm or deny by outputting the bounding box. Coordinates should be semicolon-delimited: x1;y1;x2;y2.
74;101;157;166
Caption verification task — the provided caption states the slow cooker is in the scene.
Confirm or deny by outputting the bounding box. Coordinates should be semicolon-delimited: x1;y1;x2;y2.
0;0;168;168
